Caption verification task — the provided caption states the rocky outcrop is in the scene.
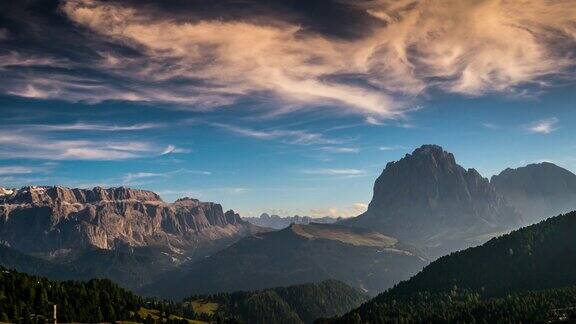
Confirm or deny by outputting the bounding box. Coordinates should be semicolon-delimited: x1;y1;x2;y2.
344;145;522;258
0;186;258;259
491;162;576;224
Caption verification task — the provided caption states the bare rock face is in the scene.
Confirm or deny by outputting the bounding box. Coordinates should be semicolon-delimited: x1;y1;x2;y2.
0;186;256;259
345;145;522;258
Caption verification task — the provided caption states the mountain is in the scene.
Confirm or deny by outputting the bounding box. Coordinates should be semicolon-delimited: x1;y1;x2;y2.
492;162;576;224
344;144;522;258
243;213;340;229
143;223;427;299
329;211;576;323
184;280;367;324
0;185;263;289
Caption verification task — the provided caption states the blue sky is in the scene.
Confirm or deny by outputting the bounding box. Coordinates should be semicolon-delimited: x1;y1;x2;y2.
1;0;575;217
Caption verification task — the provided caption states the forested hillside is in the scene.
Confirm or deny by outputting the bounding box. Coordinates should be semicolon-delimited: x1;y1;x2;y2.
328;211;576;323
0;265;364;324
323;286;576;323
185;280;367;324
0;266;142;323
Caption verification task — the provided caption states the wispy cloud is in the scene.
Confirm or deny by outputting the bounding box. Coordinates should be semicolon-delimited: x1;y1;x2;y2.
320;146;360;153
161;145;191;155
0;166;46;176
45;0;576;118
379;145;408;151
301;168;366;176
526;117;559;134
365;116;384;125
26;122;165;132
482;123;499;129
0;131;175;161
213;123;341;145
122;169;211;184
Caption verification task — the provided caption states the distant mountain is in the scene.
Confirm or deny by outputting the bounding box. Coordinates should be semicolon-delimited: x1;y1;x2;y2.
0;186;263;289
330;211;576;323
142;223;427;299
243;213;340;229
185;280;367;324
492;162;576;224
344;144;522;258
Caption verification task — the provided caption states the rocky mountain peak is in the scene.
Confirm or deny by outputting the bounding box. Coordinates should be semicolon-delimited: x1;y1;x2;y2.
411;144;452;157
345;144;521;258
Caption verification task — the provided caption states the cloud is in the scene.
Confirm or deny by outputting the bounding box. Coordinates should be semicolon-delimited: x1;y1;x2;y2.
122;172;164;183
379;145;408;151
0;166;44;176
0;0;572;121
353;203;369;213
52;0;576;116
0;131;169;160
482;123;499;129
310;202;368;218
320;146;360;153
161;145;190;155
122;168;211;184
27;122;165;132
301;168;366;175
526;117;559;134
213;123;340;145
365;116;384;125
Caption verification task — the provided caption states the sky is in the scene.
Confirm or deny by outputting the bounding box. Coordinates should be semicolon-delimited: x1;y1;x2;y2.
0;0;575;217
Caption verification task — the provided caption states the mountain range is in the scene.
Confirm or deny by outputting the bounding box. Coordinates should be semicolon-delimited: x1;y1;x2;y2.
0;186;263;289
2;144;576;303
243;213;341;229
344;144;576;258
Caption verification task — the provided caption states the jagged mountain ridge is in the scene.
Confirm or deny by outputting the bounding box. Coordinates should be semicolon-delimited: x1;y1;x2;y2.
0;185;263;289
0;186;255;257
344;145;522;258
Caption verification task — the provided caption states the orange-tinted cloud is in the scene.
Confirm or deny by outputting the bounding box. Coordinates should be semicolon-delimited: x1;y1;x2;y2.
11;0;574;119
